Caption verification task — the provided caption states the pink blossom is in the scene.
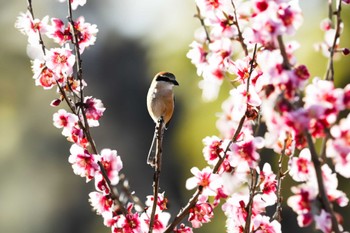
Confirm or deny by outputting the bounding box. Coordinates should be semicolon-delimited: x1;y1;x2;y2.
222;194;249;231
252;214;281;233
68;144;100;182
89;191;113;215
188;195;214;228
58;0;87;10
94;172;110;195
174;224;193;233
320;18;332;31
15;11;49;44
45;45;75;76
100;148;123;185
198;69;224;101
287;184;317;227
327;113;350;178
257;163;277;206
74;16;98;53
32;59;60;89
289;148;314;182
229;133;264;168
47;18;72;45
145;192;168;211
314;210;332;233
53;109;79;137
68;125;89;148
318;164;349;207
83;96;105;127
115;211;142;233
140;211;171;233
202;136;231;166
186;167;221;196
187;40;208;77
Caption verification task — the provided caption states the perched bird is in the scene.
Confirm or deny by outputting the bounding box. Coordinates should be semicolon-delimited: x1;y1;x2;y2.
146;72;179;167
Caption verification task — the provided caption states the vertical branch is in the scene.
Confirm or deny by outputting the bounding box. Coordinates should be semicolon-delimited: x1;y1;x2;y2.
325;0;343;81
149;118;164;233
273;138;289;222
304;131;340;233
244;169;258;233
26;0;46;56
65;0;128;215
277;35;292;70
194;6;211;43
231;0;248;56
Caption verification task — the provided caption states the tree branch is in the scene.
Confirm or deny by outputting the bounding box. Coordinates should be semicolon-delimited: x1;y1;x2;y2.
325;0;343;81
304;131;340;233
149;118;164;232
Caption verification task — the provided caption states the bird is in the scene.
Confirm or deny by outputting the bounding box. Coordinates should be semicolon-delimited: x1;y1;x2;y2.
146;71;179;167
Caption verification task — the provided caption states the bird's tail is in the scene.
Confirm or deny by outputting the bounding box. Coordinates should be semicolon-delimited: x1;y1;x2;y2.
147;130;157;167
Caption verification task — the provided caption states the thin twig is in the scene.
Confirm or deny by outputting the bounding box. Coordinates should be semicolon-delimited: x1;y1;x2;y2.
304;131;340;233
65;0;128;215
194;6;211;43
149;118;164;233
26;0;46;56
325;0;343;81
277;35;292;70
273;138;289;222
231;0;248;56
244;169;258;233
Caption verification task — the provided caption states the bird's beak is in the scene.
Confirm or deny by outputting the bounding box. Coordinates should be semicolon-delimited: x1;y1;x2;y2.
172;80;179;86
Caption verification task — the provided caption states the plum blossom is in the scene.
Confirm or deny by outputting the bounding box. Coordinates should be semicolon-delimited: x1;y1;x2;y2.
287;184;317;227
47;18;72;45
327;113;350;178
289;148;314;182
256;163;277;206
174;224;193;233
68;143;100;182
58;0;87;10
252;214;281;233
100;148;122;185
32;59;60;89
186;166;221;196
83;96;105;127
89;191;113;215
314;210;332;233
145;192;168;212
188;195;214;228
45;44;75;76
74;16;98;52
15;11;49;45
229;133;264;168
202;136;231;166
53;109;79;137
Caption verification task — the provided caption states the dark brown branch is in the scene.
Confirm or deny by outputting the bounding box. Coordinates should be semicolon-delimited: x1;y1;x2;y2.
65;0;129;215
149;118;164;233
325;0;343;81
26;0;46;56
273;139;289;222
277;35;292;70
244;169;258;233
304;131;340;233
231;0;248;56
194;6;211;43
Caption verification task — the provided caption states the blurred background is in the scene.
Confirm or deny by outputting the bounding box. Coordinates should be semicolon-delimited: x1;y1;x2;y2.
1;1;349;233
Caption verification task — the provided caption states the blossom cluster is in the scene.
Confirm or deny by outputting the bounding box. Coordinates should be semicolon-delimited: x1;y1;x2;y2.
186;0;350;232
15;1;165;232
